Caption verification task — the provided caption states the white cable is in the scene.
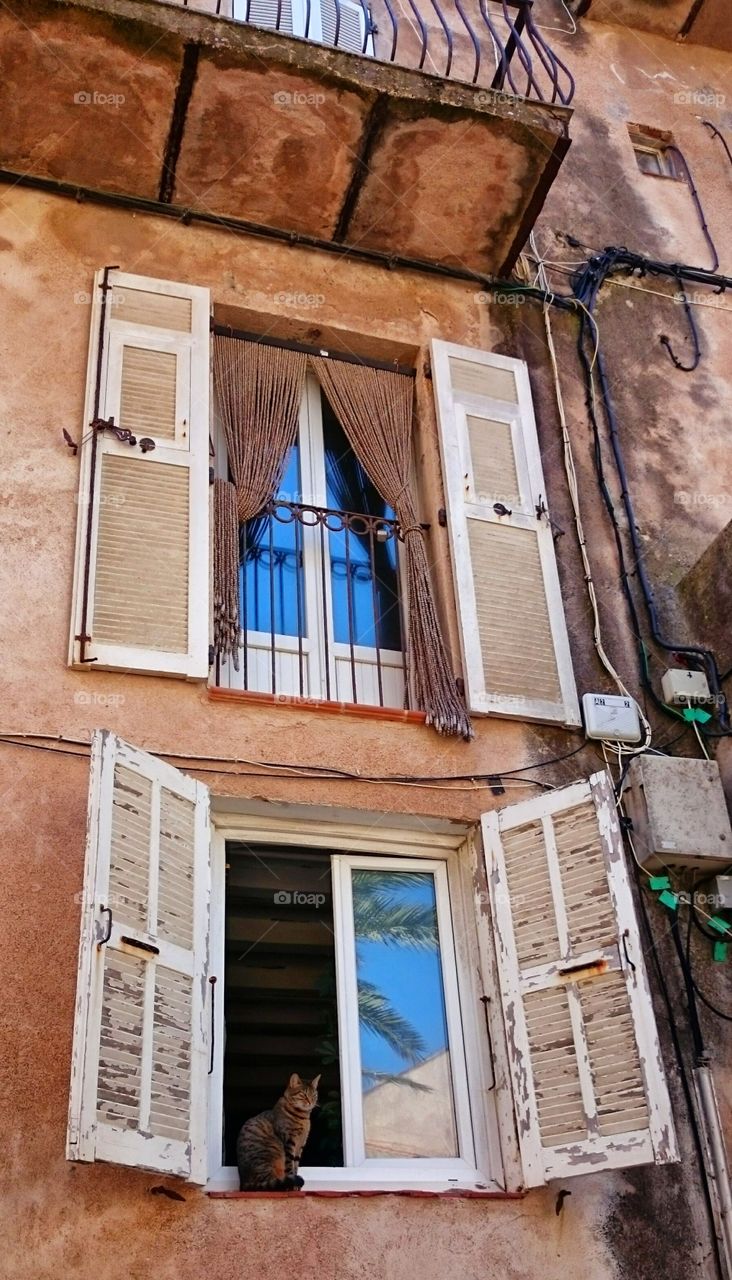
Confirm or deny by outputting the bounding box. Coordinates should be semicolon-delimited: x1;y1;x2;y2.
693;720;711;760
527;234;653;752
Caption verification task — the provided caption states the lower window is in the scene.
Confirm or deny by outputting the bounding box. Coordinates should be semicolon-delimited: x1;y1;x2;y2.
209;831;498;1190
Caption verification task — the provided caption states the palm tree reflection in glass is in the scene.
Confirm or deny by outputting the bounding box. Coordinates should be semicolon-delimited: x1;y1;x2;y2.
352;870;459;1159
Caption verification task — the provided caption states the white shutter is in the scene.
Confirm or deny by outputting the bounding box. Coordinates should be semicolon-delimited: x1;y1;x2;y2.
431;340;579;726
482;771;678;1187
70;271;210;677
235;0;295;32
320;0;369;52
67;731;211;1182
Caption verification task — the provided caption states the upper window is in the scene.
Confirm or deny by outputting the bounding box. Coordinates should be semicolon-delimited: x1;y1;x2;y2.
214;377;407;709
629;127;679;179
70;270;582;729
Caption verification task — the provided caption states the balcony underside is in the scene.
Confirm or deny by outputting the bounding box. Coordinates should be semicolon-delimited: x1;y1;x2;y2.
0;0;571;274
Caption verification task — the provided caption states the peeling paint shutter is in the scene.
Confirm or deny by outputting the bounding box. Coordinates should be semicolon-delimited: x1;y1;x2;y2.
67;731;210;1182
482;772;677;1186
431;340;579;726
70;271;210;677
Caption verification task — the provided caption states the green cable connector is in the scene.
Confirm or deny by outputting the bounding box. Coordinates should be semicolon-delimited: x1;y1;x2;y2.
707;916;732;936
713;941;728;963
658;889;679;910
682;706;713;724
649;875;671;891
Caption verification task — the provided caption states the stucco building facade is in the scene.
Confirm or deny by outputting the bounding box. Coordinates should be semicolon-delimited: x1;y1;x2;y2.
1;1;732;1277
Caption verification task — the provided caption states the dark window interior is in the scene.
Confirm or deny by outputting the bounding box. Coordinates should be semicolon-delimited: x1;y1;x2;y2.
223;842;343;1167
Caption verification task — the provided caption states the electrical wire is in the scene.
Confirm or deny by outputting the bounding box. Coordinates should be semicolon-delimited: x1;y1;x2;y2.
0;732;590;788
529;234;652;752
570;248;731;734
693;721;711;759
632;859;725;1280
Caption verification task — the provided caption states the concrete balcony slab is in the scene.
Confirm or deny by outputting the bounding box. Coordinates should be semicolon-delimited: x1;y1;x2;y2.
0;0;572;274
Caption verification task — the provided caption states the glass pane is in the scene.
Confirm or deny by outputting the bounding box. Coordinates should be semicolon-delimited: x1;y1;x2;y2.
223;844;343;1167
322;397;402;652
241;441;304;637
352;869;459;1159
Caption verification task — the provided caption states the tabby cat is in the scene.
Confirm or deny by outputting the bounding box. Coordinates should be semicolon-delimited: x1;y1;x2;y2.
237;1073;320;1191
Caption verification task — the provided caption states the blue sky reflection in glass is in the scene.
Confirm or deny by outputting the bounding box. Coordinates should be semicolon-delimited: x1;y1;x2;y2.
241;439;303;636
352;868;459;1159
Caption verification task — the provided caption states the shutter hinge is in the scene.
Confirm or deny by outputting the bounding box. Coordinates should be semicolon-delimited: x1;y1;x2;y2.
455;676;465;697
437;508;447;527
209;466;215;486
208;644;216;667
536;495;565;540
486;775;506;796
68;1120;80;1146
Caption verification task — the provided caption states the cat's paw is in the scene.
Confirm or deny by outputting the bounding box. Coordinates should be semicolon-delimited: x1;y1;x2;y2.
281;1174;304;1190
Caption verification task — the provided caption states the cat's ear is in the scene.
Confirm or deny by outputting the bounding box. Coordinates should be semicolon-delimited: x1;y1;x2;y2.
289;1073;302;1089
311;1074;321;1089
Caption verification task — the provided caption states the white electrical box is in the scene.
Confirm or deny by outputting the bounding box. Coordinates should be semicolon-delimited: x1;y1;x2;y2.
713;876;732;910
582;692;641;743
623;756;732;871
661;668;711;705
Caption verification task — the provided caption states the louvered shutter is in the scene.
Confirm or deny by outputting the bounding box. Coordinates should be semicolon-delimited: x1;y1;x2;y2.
243;0;295;32
320;0;369;52
431;340;579;726
67;731;211;1182
482;772;677;1187
70;271;210;677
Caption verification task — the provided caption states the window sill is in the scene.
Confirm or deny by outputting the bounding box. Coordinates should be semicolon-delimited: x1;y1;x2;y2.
208;686;427;726
208;1189;525;1200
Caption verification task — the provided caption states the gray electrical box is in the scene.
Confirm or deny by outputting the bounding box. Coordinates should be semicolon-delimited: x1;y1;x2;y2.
623;756;732;871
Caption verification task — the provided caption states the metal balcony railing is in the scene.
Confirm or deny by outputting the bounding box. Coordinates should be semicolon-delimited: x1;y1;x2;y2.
214;500;409;710
178;0;575;105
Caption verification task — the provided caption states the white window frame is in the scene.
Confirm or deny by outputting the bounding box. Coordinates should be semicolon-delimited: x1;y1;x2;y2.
214;373;407;709
206;804;504;1192
333;853;475;1176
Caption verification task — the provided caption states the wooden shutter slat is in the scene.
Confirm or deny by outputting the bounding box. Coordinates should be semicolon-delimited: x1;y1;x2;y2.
483;772;678;1187
67;731;210;1183
93;455;190;652
119;346;178;440
431;339;580;725
468;520;563;704
110;286;193;331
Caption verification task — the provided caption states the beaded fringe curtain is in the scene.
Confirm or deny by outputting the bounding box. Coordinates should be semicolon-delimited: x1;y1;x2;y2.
310;358;472;739
213;336;307;666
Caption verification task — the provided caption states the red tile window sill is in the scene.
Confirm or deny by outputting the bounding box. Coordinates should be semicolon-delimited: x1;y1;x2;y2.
208;1189;525;1200
208;686;427;726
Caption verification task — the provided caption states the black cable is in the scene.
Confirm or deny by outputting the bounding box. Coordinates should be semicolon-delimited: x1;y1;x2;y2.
667;146;719;274
632;864;724;1279
702;121;732;173
0;733;589;787
572;249;731;734
659;274;702;372
670;910;706;1060
686;888;732;1022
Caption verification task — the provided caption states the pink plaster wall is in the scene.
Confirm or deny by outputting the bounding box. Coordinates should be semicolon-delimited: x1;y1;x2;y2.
1;10;732;1277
